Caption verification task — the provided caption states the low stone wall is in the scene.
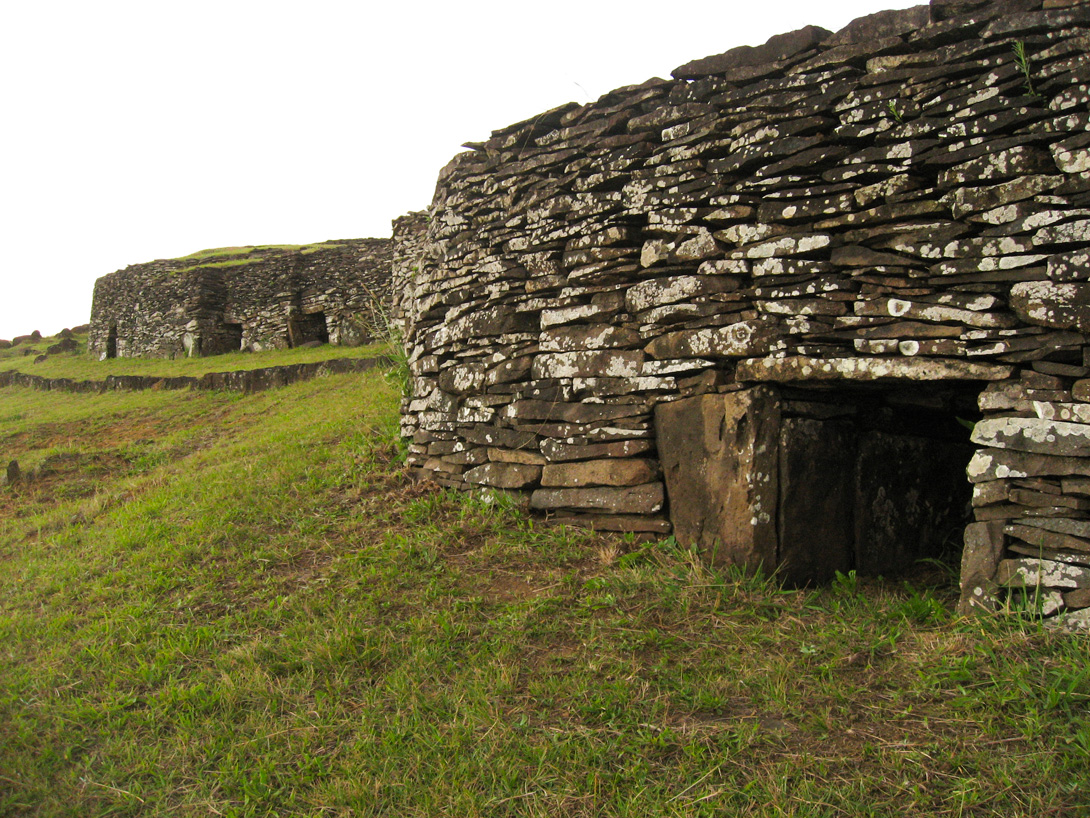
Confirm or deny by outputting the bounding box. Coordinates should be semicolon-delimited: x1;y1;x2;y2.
0;356;390;395
396;0;1090;628
89;239;392;359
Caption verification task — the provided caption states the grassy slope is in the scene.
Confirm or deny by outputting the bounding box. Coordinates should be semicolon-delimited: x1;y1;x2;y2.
0;331;386;381
0;369;1088;817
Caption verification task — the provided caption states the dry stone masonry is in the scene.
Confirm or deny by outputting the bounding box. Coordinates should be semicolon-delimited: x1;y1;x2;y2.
392;212;431;337
396;0;1090;628
89;239;391;359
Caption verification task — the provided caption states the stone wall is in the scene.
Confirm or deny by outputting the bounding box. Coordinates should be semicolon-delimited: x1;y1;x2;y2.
89;239;392;359
391;212;430;336
396;0;1090;628
0;355;389;394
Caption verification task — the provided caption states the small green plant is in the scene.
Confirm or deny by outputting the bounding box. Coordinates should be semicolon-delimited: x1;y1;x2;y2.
360;286;412;400
832;569;860;597
1012;41;1042;99
887;100;904;124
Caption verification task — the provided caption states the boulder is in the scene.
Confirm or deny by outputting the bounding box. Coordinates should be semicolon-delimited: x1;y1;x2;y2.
47;338;79;355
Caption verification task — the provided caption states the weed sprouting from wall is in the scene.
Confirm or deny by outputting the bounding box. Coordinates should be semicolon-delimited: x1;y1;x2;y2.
1012;41;1042;99
361;284;412;401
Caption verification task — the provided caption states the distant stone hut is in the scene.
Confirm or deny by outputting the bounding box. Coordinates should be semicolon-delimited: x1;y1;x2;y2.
88;239;391;359
394;0;1090;628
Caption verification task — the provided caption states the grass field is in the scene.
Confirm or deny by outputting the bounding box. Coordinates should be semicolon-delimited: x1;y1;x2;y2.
1;365;1088;816
0;331;386;381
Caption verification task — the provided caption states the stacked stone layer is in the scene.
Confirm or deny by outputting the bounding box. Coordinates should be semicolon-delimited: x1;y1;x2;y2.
391;212;430;336
397;0;1090;626
0;355;388;395
89;239;391;359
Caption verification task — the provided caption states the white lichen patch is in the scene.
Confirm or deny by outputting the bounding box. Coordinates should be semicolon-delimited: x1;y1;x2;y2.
999;557;1090;590
887;298;911;317
971;417;1090;455
1035;401;1090;424
541;304;603;329
739;234;831;259
1046;608;1090;633
627;276;716;313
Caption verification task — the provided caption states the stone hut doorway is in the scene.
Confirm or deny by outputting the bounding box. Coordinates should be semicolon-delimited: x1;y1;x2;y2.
656;380;984;587
221;321;243;352
105;325;118;359
288;311;329;347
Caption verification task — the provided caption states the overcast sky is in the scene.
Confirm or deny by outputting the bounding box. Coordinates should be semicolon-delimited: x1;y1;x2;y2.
0;0;921;338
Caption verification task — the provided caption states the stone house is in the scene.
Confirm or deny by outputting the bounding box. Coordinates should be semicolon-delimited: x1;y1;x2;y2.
394;0;1090;629
88;239;391;359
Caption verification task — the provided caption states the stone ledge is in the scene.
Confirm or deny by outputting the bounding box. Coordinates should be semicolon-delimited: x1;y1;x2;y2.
736;356;1015;382
0;356;391;395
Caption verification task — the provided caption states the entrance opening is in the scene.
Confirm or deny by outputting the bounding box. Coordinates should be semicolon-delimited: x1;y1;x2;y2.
288;311;329;347
206;321;244;354
105;325;118;359
224;322;243;351
775;383;979;586
657;381;981;587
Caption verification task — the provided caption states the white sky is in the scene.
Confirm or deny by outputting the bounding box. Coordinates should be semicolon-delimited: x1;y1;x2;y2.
0;0;922;338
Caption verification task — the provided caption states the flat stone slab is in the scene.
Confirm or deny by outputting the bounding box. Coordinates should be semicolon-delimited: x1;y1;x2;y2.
1046;608;1090;634
1005;523;1090;554
997;557;1090;589
529;483;665;514
532;351;645;379
972;417;1090;457
464;462;541;489
672;25;832;80
645;320;785;360
737;356;1014;382
655;388;781;571
1010;281;1090;332
968;448;1090;482
541;458;661;488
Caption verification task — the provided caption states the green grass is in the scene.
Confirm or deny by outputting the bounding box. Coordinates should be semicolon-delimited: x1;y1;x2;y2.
178;244;343;262
172;258;263;275
166;244;346;275
0;330;389;381
1;370;1088;817
178;247;256;261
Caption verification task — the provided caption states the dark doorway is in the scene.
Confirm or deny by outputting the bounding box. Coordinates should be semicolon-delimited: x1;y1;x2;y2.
657;382;980;586
225;322;243;351
776;384;978;585
288;311;329;347
105;325;118;359
211;321;244;354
